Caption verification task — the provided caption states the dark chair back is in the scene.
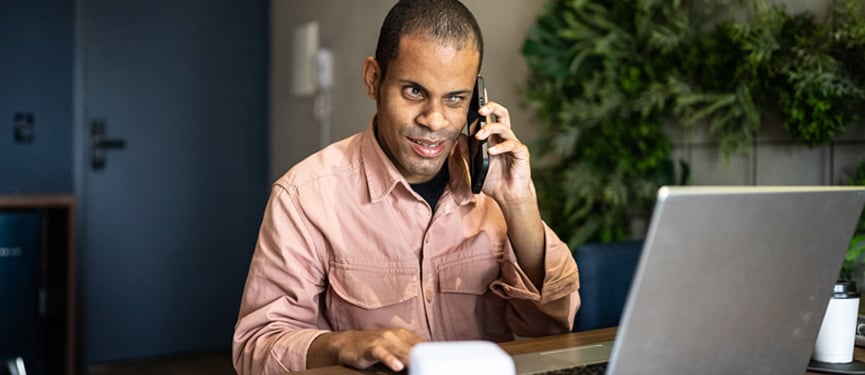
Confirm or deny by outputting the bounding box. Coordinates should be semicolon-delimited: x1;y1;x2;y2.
572;240;643;332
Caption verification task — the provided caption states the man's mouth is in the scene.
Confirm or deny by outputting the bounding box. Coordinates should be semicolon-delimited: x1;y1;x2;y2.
409;137;447;158
412;139;442;148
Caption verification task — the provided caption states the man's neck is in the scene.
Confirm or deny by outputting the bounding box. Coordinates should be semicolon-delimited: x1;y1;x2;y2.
410;163;449;211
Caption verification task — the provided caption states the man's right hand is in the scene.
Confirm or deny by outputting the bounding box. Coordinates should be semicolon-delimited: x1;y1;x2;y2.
307;328;423;372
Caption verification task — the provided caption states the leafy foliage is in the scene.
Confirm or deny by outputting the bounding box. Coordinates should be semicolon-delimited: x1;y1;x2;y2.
841;161;865;281
522;0;865;249
732;3;865;145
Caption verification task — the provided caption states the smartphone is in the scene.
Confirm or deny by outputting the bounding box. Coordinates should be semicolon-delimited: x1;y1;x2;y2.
467;76;491;194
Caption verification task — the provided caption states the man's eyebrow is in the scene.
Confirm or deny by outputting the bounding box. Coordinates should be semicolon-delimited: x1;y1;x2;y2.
446;88;473;97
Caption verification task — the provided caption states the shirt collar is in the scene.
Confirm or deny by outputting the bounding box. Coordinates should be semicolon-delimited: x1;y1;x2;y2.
360;117;475;206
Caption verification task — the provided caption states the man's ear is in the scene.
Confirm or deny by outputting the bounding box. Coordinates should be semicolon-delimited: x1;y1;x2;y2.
362;57;381;100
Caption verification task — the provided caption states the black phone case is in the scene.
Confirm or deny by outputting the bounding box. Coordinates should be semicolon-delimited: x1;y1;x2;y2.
468;76;490;194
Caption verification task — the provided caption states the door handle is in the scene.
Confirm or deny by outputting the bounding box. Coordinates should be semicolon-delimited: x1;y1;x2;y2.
90;119;126;170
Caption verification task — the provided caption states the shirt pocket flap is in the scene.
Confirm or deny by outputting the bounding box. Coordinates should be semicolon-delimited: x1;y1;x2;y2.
438;256;500;295
330;265;418;309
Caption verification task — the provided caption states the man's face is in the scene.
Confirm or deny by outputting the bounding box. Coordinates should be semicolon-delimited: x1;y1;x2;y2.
365;35;480;184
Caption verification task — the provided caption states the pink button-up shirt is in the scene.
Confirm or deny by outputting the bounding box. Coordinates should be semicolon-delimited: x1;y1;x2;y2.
233;122;580;373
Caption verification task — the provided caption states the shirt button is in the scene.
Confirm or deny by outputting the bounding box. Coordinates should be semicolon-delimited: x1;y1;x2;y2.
425;290;433;303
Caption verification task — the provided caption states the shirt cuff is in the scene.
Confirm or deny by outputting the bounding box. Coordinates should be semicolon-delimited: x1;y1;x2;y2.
489;224;579;305
265;328;329;372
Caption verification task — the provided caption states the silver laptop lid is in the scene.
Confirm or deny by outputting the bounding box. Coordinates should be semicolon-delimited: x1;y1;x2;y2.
607;186;865;375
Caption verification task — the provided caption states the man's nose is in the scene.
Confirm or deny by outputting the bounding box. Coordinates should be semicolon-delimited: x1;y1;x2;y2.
417;102;448;131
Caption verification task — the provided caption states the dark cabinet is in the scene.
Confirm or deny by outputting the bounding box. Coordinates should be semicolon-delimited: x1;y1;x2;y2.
0;195;75;375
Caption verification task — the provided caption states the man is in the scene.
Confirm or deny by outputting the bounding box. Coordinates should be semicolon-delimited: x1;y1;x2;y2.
232;0;580;373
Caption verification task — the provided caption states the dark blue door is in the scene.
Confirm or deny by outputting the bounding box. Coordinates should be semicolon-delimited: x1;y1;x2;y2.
77;0;267;363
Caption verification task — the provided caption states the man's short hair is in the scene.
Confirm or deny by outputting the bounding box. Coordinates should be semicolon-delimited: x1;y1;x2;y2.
374;0;484;81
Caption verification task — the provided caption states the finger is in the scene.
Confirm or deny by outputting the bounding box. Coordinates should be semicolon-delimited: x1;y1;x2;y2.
390;343;416;368
479;100;510;127
488;139;521;155
391;329;423;368
338;350;376;370
370;346;405;372
477;123;517;142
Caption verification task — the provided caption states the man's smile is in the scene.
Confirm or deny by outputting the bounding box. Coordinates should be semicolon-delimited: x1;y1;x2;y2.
408;136;449;158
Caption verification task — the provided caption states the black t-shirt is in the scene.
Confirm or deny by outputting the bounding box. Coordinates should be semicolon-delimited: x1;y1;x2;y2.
410;164;449;211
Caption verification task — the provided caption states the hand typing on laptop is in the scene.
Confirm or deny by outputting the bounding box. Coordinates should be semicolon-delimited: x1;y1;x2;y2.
307;328;421;372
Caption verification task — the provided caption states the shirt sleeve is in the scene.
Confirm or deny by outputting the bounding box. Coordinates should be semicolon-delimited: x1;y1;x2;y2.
233;185;330;373
489;223;581;336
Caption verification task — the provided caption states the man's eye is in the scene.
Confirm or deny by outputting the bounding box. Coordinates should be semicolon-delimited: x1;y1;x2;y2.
445;96;464;106
404;87;423;99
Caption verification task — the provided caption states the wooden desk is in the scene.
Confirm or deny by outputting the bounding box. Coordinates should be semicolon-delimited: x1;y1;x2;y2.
291;327;865;374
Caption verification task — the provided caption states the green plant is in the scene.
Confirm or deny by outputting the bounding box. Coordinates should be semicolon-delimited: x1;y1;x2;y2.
841;161;865;281
714;1;865;146
670;0;865;152
521;0;722;246
522;0;865;249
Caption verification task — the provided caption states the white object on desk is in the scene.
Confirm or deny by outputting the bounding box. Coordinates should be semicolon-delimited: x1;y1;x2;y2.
409;340;515;375
814;281;860;363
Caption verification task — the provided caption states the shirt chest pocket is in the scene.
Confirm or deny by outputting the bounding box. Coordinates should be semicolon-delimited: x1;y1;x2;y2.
436;256;505;340
327;264;420;332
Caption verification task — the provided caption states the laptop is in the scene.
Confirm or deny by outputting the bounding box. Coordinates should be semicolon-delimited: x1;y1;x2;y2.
513;186;865;374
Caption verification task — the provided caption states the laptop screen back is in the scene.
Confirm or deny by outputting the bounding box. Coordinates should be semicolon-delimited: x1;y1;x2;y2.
607;186;865;375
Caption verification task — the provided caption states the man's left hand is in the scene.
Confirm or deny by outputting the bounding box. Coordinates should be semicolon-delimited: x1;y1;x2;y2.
475;100;535;205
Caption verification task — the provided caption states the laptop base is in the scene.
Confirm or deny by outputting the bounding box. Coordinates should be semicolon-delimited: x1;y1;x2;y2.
512;341;613;375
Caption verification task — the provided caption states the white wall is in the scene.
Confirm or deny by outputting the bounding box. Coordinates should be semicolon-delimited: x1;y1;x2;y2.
269;0;865;186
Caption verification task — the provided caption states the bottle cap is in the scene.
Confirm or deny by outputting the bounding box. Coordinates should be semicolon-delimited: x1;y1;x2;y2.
833;280;861;299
